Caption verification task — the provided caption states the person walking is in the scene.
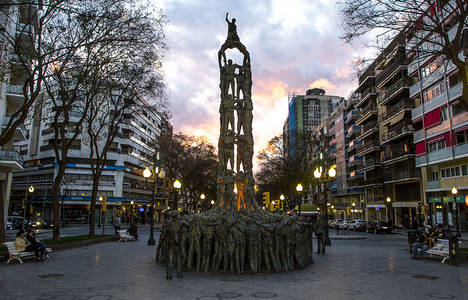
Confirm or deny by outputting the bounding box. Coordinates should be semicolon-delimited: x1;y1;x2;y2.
114;214;121;235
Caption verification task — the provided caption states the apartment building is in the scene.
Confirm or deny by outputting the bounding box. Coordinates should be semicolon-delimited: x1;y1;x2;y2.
408;28;468;229
286;88;342;154
377;33;421;228
329;92;364;220
0;3;35;226
10;98;167;224
355;60;386;222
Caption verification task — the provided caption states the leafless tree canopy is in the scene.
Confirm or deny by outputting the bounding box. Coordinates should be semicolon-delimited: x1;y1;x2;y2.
338;0;468;104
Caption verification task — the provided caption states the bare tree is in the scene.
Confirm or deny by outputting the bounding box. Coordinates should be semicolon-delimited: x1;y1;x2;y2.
39;0;166;239
338;0;468;105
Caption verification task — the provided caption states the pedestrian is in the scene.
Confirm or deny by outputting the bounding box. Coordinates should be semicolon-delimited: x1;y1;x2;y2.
26;229;47;260
114;214;121;235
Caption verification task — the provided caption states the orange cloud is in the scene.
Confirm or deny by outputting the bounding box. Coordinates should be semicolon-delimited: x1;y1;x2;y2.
308;78;336;91
253;79;288;108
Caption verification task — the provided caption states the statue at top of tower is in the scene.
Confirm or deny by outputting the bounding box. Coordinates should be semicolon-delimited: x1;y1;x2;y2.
225;13;239;42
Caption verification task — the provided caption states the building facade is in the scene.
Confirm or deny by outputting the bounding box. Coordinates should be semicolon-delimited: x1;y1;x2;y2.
10;98;167;225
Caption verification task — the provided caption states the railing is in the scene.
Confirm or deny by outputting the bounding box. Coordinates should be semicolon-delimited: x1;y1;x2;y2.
376;55;407;85
363;157;380;167
411;82;463;120
377;78;412;104
360;103;377;116
384;149;414;161
391;168;421;181
6;85;23;95
0;150;23;166
380;99;413;122
346;125;362;137
360;87;376;101
356;140;380;153
381;124;414;142
358;69;375;85
426;180;440;190
413;130;424;143
454;142;468;157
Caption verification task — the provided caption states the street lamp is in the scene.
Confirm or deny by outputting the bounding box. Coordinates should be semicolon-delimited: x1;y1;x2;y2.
173;180;181;210
352;202;356;221
296;183;303;214
210;200;215;205
386;196;392;223
452;186;460;237
24;185;35;219
130;200;135;225
144;166;157;246
314;169;321;179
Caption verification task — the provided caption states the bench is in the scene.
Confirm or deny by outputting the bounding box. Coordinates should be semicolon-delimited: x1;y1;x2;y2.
425;239;461;264
118;230;135;242
2;242;52;264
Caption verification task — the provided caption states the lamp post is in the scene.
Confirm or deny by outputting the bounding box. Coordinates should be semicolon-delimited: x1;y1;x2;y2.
386;196;392;223
280;194;285;210
452;186;460;237
296;183;303;214
200;193;205;211
143;166;156;246
130;200;134;225
352;202;356;221
24;185;34;219
173;179;181;211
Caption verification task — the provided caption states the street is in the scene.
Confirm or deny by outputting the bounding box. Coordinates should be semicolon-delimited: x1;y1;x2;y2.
1;229;467;300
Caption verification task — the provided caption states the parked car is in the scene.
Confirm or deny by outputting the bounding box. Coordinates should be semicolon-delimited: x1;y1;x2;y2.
7;216;30;230
31;217;53;229
365;221;392;233
340;221;350;229
348;220;356;230
353;220;367;231
6;218;13;230
333;219;343;229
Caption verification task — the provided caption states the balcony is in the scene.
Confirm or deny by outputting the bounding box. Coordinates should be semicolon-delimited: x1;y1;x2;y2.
377;77;411;106
383;150;415;165
426;180;441;190
376;56;407;88
415;147;452;167
348;155;363;167
356;104;377;125
411;82;463;121
0;150;23;170
356;140;380;156
347;140;362;152
357;87;377;107
381;124;415;144
356;70;375;93
6;84;25;105
357;121;379;141
409;61;457;98
348;171;364;181
413;130;424;144
358;157;381;172
345;110;360;124
380;99;413;125
346;125;362;139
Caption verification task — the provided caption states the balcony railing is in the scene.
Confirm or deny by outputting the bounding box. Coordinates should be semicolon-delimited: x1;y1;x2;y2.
6;85;23;95
360;103;377;116
411;82;463;120
360;87;377;102
356;140;380;155
384;150;414;162
358;69;375;86
377;78;412;105
381;124;414;142
0;150;23;166
413;130;424;143
380;99;413;123
388;168;421;182
376;55;407;86
426;180;440;190
346;125;362;138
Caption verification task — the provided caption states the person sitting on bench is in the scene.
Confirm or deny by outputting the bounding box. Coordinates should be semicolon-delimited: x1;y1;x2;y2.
14;229;42;262
412;232;434;259
26;229;48;260
127;224;138;241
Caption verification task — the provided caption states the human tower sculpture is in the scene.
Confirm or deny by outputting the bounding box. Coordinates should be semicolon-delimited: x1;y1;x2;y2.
156;14;318;279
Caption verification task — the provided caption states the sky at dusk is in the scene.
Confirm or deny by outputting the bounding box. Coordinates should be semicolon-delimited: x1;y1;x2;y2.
155;0;369;161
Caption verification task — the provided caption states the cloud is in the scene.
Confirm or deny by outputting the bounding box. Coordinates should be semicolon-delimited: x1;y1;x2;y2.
155;0;365;168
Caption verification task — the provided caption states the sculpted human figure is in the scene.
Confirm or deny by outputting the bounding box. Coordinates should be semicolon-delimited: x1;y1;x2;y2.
275;218;288;271
212;216;230;272
223;95;235;133
165;211;183;280
235;136;245;172
315;215;327;254
200;217;215;273
223;173;236;210
179;218;190;270
223;130;235;171
223;59;240;97
225;13;239;42
187;217;202;271
235;68;244;100
216;176;225;206
245;219;260;273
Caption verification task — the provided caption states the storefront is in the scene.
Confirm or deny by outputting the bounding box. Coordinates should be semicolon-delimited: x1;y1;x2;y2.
428;194;467;230
366;203;387;222
392;202;419;228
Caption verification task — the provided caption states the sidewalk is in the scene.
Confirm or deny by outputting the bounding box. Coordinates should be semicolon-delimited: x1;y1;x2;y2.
391;227;468;241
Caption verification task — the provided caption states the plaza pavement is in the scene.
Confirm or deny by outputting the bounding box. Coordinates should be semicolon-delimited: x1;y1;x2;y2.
1;229;468;300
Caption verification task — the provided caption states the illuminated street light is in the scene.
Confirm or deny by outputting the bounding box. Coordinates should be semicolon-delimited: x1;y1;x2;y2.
452;186;458;195
200;193;206;200
210;200;215;205
328;167;336;178
280;194;285;201
28;185;35;193
296;183;303;192
143;166;151;178
173;180;182;189
386;196;391;203
314;169;321;179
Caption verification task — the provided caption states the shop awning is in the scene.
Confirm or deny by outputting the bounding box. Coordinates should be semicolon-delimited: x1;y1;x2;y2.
366;204;386;208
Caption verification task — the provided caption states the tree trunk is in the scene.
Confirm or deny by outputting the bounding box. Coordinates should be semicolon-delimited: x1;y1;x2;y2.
52;161;67;240
89;178;100;236
0;180;5;244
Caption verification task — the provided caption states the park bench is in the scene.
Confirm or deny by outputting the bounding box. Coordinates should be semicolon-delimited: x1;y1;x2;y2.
118;230;135;242
425;239;461;264
2;242;52;264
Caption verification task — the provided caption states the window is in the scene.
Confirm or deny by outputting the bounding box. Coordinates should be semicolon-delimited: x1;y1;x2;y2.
440;165;467;178
427;140;446;153
440;106;448;122
452;101;466;116
432;171;439;180
422;81;445;103
420;57;443;79
455;129;467;145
